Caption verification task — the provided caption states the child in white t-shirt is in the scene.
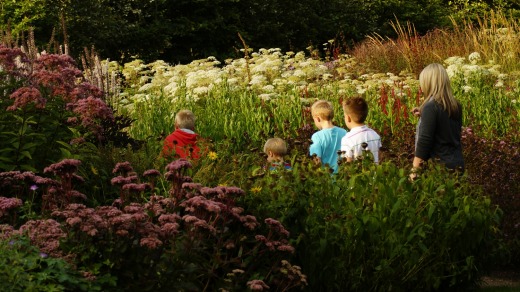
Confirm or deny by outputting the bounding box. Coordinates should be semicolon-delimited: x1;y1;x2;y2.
341;96;382;163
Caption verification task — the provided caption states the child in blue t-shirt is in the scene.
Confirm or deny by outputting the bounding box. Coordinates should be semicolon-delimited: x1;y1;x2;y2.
309;99;347;173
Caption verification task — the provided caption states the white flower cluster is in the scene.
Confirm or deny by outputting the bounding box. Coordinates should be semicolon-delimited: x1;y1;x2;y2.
444;53;512;91
115;48;513;113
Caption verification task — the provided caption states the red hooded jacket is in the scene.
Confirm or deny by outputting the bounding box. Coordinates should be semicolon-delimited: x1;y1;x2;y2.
162;129;200;160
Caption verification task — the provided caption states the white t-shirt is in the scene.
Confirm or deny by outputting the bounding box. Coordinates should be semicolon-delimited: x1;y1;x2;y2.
340;125;382;163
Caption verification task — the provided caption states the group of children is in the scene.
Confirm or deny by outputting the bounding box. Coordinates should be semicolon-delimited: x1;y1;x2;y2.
162;96;382;174
162;63;464;178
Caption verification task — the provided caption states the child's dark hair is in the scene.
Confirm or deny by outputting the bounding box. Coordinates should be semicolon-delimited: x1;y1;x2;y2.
343;96;369;123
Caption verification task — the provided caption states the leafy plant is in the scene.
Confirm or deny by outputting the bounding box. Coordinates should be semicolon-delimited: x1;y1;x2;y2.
0;235;101;291
238;157;504;291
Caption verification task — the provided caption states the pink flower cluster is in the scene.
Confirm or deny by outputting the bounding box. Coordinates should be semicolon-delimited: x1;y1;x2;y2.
1;47;114;142
0;197;23;218
7;87;46;110
44;159;82;177
70;96;114;137
17;219;66;258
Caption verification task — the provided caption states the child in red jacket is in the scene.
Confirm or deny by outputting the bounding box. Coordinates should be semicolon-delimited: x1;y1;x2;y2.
162;109;200;160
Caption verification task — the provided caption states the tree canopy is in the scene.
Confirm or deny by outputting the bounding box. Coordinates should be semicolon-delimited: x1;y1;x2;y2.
1;0;519;63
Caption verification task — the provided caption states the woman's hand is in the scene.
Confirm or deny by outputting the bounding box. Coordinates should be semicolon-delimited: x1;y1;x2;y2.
411;107;421;117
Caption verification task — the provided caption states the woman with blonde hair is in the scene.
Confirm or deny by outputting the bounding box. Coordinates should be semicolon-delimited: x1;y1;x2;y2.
412;63;464;175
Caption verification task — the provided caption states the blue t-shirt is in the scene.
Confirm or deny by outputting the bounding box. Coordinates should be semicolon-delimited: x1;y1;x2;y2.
310;126;348;173
268;162;292;171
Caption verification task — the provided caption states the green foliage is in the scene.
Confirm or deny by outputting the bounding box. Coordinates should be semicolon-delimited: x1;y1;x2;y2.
0;236;101;291
236;157;504;291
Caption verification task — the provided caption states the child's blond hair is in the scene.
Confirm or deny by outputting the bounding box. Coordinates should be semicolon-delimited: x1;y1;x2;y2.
175;109;196;130
263;138;288;156
311;100;334;121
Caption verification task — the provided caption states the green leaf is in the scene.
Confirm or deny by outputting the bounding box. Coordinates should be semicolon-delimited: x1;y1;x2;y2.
428;204;435;219
19;150;32;160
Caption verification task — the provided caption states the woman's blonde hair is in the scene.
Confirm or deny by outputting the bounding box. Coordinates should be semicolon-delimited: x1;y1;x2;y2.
419;63;461;118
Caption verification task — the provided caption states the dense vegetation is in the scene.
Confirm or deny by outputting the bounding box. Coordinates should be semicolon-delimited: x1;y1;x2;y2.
1;2;519;291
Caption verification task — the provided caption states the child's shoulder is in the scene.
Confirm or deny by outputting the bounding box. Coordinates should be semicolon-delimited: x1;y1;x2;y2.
335;126;348;132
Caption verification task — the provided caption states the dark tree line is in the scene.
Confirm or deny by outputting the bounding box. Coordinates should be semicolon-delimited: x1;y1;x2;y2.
1;0;519;63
